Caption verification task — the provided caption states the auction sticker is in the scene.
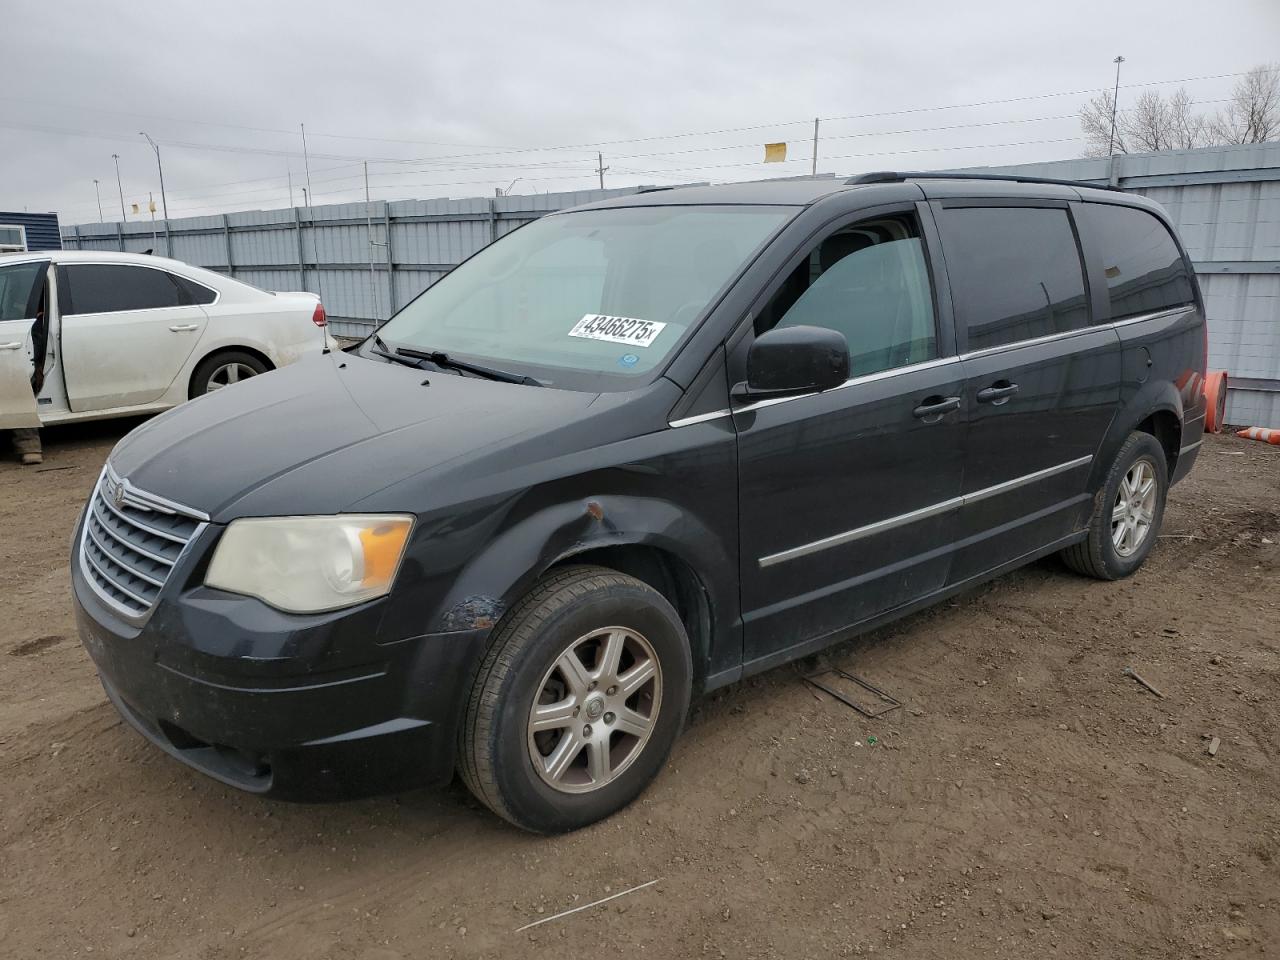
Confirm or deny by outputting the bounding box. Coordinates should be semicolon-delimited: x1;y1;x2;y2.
569;314;667;347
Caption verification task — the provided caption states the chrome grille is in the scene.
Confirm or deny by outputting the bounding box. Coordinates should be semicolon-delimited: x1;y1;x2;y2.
80;465;207;620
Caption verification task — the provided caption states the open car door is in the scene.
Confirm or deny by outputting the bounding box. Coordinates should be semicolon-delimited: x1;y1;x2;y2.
0;260;44;430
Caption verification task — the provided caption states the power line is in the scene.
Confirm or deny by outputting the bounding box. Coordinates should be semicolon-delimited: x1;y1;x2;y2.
3;68;1252;173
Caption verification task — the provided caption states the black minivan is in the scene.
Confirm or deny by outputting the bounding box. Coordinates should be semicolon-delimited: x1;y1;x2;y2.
72;172;1206;833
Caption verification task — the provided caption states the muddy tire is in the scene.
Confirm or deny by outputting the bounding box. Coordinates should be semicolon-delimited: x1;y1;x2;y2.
1061;432;1168;580
458;565;692;834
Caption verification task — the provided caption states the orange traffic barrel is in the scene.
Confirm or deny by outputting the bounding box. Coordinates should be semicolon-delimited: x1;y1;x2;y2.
1236;427;1280;445
1204;370;1228;433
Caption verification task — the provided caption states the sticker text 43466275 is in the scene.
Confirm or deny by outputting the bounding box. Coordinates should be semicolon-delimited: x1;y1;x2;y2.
568;314;667;348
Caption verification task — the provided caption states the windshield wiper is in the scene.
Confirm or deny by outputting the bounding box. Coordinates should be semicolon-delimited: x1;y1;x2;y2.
395;346;541;386
367;333;425;370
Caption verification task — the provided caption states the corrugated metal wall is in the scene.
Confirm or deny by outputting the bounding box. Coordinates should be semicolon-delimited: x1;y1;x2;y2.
967;143;1280;426
1;211;62;251
60;187;684;338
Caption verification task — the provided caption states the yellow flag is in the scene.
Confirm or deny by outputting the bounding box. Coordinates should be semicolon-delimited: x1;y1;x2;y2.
764;142;787;163
131;203;140;214
148;198;157;213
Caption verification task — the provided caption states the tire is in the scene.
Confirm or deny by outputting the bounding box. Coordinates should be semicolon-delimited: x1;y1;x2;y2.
458;565;692;834
1060;431;1168;580
189;351;269;398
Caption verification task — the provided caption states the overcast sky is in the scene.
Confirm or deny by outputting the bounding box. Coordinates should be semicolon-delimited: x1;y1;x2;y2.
3;0;1278;226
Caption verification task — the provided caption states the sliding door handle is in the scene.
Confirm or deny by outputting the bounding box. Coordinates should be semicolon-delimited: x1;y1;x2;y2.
977;381;1020;404
0;342;22;351
913;395;961;421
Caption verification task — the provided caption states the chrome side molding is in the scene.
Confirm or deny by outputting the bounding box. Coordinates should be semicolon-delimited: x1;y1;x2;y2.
758;455;1093;567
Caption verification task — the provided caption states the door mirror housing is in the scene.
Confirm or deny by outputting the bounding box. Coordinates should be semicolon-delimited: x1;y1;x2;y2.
734;325;850;400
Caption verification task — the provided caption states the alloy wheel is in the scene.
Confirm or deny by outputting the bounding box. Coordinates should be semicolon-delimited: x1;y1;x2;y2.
1112;458;1157;557
526;626;662;794
206;362;258;392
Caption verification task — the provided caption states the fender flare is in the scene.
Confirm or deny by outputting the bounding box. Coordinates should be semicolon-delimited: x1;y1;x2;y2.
1090;379;1184;489
428;494;733;646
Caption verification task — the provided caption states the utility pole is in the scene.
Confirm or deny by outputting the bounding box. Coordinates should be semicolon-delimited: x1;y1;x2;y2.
811;117;820;175
139;132;169;222
595;152;609;190
287;162;295;207
112;153;127;221
1108;55;1126;156
300;123;314;205
364;160;383;323
301;186;309;207
149;192;158;247
93;179;104;222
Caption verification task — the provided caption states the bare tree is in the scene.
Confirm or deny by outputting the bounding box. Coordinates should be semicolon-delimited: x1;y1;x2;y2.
1080;89;1126;157
1123;91;1175;152
1210;63;1280;144
1167;88;1208;150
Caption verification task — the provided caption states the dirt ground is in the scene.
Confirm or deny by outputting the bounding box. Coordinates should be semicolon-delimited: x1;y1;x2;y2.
1;421;1277;960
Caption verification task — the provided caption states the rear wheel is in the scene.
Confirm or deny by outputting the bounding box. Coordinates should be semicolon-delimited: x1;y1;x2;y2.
190;351;269;397
458;565;692;833
1060;431;1168;580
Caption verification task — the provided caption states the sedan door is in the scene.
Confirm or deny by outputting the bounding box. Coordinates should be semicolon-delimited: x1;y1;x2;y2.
57;262;208;412
0;260;45;429
733;205;966;672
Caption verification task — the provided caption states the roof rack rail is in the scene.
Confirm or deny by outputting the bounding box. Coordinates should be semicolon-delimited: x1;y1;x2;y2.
846;170;1123;192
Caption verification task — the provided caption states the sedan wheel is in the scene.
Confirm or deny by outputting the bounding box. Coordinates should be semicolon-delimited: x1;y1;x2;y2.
205;361;259;391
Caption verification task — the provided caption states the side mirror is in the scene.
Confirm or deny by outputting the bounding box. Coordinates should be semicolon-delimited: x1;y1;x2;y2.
734;325;850;401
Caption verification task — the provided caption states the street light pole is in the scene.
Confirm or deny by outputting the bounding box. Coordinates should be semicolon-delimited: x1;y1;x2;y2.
138;132;169;222
93;179;104;222
111;153;127;221
1108;55;1126;156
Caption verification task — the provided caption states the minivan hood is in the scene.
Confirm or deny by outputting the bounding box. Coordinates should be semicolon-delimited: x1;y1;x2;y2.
109;353;596;519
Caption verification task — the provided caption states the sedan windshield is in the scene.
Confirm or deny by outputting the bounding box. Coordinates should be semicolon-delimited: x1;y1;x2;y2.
368;204;792;389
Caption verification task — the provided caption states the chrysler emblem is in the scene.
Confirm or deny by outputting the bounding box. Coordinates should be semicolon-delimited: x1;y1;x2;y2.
112;480;126;509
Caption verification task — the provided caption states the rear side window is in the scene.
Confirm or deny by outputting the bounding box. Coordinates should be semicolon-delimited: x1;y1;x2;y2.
0;261;46;321
757;213;937;377
172;274;217;305
938;206;1089;352
1079;203;1195;320
61;263;185;315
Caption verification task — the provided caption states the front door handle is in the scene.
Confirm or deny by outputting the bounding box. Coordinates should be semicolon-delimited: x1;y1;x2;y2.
977;381;1020;404
168;323;200;332
912;395;961;421
0;342;22;351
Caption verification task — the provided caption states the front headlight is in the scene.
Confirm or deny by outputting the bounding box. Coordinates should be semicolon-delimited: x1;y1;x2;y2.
205;514;414;613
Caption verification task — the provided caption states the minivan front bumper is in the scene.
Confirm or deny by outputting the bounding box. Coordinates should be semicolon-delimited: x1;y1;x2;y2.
71;517;485;800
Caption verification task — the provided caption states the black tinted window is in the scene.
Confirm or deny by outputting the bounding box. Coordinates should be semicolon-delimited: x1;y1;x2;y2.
1080;203;1195;320
62;263;183;314
758;214;936;376
172;274;217;305
0;261;46;321
939;206;1089;351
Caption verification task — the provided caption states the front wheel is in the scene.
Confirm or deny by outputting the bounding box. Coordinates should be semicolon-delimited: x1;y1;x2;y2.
458;565;692;833
1060;431;1169;580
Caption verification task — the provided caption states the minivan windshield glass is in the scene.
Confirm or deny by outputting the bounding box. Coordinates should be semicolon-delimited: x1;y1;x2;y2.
369;205;792;389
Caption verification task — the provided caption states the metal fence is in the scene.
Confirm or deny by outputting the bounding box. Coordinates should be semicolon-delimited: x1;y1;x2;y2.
59;187;689;338
969;142;1280;426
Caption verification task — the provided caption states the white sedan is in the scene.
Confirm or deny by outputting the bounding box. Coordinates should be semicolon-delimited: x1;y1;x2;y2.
0;250;335;430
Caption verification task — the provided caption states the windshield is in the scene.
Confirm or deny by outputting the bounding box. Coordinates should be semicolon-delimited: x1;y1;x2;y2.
369;204;793;389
